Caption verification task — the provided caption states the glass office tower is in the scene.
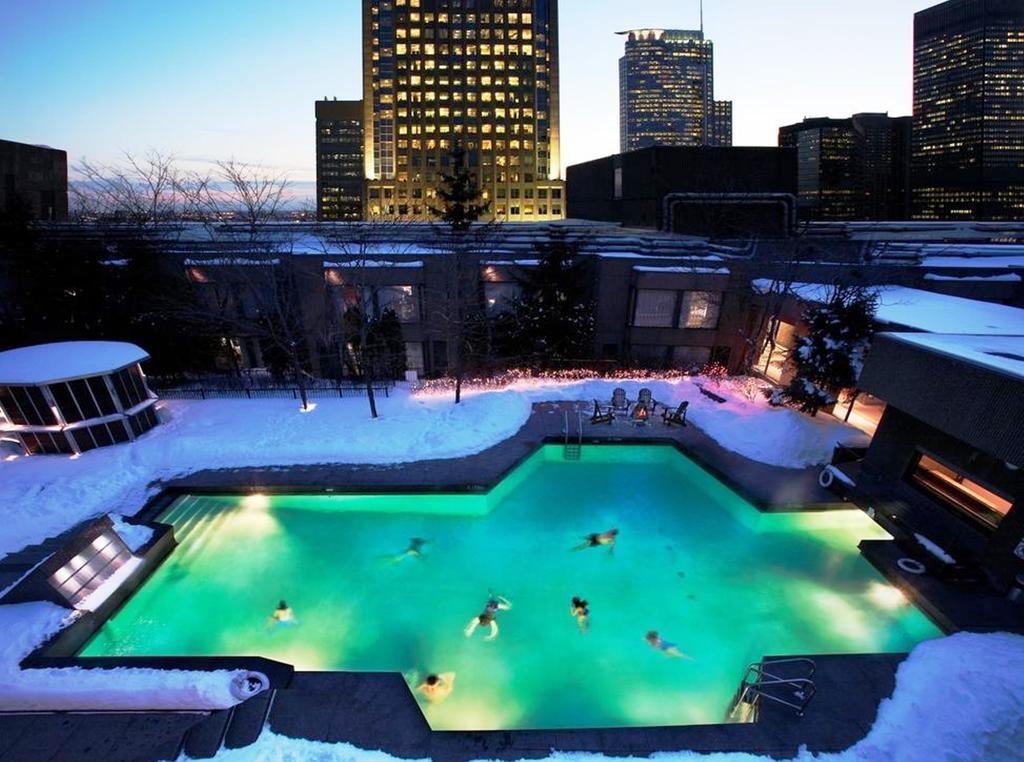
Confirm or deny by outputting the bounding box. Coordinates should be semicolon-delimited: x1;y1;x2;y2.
316;99;365;221
618;28;732;153
912;0;1024;220
363;0;564;222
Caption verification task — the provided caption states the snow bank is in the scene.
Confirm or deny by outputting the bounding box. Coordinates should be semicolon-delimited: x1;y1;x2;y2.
0;387;533;560
198;633;1024;762
448;376;867;470
0;602;245;711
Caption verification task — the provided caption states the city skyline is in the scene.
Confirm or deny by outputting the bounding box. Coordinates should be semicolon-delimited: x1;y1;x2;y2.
2;0;935;200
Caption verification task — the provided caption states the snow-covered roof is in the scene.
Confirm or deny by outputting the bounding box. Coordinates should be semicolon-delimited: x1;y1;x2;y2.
885;333;1024;382
482;259;541;267
323;260;424;269
183;258;280;266
0;342;149;385
923;273;1021;283
633;266;730;275
752;280;1024;336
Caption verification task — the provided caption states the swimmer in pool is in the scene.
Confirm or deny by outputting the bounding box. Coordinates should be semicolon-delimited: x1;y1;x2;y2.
268;600;296;626
573;528;618;554
464;594;512;640
570;596;590;633
645;630;691;659
382;537;429;564
417;672;456;703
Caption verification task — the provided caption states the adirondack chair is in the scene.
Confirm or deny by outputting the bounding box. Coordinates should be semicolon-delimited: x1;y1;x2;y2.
663;401;689;427
591;400;614;425
637;388;656;415
610;387;629;412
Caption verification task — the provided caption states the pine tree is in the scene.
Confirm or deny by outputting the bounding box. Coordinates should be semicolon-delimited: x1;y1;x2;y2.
430;145;493;403
429;146;490;233
777;286;877;416
495;231;595;364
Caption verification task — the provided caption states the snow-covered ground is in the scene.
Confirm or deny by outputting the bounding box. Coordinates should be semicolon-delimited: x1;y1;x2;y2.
195;632;1024;762
0;377;865;561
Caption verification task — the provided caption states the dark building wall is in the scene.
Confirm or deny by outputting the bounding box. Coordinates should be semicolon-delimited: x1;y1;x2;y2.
316;100;364;222
566;146;797;234
912;0;1024;221
0;139;68;221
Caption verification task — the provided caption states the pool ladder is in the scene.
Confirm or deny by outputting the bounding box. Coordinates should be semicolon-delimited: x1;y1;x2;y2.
563;409;583;461
726;658;817;722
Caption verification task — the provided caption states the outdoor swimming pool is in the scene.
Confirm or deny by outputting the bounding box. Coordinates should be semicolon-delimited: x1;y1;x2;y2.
82;445;941;730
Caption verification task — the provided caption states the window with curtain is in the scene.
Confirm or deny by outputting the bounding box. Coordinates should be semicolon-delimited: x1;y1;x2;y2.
633;290;677;327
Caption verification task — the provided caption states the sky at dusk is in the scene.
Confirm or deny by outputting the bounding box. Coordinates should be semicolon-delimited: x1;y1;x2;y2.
1;0;936;199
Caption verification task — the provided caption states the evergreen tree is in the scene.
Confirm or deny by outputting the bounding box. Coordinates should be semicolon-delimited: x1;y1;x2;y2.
429;145;494;403
495;232;595;364
428;146;490;233
776;286;877;416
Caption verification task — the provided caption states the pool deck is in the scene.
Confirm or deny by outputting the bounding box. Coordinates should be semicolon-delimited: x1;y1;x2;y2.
0;651;907;761
165;402;843;513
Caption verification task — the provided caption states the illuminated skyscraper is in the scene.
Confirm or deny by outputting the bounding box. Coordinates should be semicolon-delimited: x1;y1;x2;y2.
362;0;564;222
618;28;732;152
780;113;911;221
316;99;365;221
912;0;1024;220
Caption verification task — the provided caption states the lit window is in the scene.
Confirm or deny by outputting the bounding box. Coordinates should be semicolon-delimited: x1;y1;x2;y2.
907;453;1012;530
681;291;722;329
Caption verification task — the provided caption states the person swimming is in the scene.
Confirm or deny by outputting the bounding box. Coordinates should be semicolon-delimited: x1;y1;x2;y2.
268;600;296;626
573;528;619;554
464;594;512;640
382;537;429;564
417;672;456;703
645;630;692;659
570;596;590;633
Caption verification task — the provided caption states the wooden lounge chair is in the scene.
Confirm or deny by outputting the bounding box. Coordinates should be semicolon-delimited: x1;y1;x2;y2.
591;400;614;425
610;387;629;412
663;401;689;427
637;388;656;415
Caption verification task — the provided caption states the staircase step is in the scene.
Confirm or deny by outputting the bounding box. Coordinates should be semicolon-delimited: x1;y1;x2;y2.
181;710;232;759
224;691;275;750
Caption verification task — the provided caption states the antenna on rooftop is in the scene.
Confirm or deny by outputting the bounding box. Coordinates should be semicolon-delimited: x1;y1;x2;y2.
700;0;704;34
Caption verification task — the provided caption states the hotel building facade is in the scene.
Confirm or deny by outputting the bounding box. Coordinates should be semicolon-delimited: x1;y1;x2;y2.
362;0;565;222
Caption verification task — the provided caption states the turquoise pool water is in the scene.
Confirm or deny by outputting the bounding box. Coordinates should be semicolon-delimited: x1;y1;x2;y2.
83;445;940;730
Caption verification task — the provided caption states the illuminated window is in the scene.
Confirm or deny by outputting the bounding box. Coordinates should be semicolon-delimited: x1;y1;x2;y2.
907;453;1012;531
681;291;722;329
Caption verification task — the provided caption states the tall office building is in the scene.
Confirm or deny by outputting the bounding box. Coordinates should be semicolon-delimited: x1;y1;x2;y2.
0;139;68;221
618;28;732;153
912;0;1024;221
316;99;365;221
780;114;911;221
362;0;564;222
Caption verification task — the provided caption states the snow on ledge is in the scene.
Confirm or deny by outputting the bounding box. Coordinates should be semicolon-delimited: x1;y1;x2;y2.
633;266;731;275
0;602;246;711
324;260;425;269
